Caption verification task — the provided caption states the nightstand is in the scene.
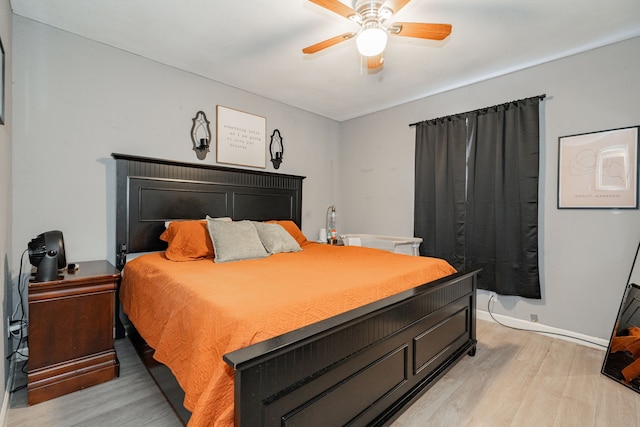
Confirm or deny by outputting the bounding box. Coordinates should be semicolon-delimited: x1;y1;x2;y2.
27;260;120;405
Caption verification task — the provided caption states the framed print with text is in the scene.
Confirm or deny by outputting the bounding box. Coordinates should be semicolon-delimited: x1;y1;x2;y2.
216;105;266;168
558;126;638;209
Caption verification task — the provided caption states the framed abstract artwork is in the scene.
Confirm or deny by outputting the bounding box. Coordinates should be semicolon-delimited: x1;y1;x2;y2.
558;126;639;209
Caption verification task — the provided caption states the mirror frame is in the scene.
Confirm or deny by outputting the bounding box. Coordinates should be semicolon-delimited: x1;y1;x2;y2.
601;240;640;392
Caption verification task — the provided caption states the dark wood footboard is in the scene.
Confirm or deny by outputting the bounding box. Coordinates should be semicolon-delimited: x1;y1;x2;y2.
224;269;478;427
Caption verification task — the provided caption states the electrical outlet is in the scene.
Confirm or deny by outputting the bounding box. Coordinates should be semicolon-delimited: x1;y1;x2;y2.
488;291;497;310
530;314;539;323
8;320;22;338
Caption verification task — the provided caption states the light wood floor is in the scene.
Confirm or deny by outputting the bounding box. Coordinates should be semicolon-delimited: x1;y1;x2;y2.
6;319;640;426
393;320;640;427
6;338;182;426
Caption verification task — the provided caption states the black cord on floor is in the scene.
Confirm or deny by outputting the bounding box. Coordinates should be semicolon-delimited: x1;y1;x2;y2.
7;250;30;394
11;363;27;393
486;294;608;349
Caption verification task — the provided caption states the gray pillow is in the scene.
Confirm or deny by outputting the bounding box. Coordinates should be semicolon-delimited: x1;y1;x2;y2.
205;215;233;223
165;216;231;229
253;222;302;254
206;219;268;263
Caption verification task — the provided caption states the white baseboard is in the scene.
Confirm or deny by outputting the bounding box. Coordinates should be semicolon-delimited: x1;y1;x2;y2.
476;309;609;350
0;355;16;427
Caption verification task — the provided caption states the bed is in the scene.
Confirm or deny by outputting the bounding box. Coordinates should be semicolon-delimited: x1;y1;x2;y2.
112;153;479;426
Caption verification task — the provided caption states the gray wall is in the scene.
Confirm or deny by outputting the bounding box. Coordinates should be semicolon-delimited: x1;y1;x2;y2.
339;36;640;339
0;0;11;404
11;15;341;273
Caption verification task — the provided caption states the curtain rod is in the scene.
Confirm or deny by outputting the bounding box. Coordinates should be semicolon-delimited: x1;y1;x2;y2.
408;94;546;127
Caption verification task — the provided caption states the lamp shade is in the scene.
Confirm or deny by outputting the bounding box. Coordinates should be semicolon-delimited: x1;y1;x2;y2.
356;27;388;57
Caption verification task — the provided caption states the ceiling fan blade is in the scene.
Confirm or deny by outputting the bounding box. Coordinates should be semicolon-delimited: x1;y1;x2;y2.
391;22;452;40
302;33;354;54
367;53;384;70
381;0;412;15
308;0;358;19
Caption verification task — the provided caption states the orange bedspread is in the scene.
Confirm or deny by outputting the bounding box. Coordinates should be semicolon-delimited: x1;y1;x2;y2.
120;243;456;427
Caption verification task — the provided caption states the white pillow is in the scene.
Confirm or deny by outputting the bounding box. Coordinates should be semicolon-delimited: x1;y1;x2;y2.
206;219;268;263
253;222;302;254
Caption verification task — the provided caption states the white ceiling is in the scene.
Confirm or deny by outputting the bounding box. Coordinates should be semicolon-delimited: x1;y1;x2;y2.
10;0;640;122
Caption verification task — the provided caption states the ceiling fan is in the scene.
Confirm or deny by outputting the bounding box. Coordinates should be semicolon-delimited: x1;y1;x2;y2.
302;0;452;71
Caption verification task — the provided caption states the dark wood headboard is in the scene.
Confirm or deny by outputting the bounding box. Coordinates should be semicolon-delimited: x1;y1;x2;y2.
112;153;305;270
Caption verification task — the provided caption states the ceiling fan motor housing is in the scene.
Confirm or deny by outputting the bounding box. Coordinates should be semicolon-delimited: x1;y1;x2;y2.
353;1;393;25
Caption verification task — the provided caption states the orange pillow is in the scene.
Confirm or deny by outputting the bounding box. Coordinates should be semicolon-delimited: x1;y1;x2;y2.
266;220;309;246
160;220;214;261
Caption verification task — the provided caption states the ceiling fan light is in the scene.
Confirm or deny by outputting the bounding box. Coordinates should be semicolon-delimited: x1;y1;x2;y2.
356;27;388;57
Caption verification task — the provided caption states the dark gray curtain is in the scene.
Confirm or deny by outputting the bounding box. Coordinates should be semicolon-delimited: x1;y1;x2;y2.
414;96;542;299
414;114;468;270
